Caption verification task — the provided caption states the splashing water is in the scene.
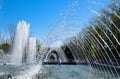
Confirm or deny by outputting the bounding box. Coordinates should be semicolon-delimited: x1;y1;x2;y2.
27;37;37;63
16;64;42;79
0;0;120;79
10;21;29;65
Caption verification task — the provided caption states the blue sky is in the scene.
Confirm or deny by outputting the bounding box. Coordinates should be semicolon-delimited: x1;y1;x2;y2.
0;0;110;42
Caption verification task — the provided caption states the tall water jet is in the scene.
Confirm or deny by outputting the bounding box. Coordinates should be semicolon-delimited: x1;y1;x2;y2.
27;37;36;63
10;21;29;64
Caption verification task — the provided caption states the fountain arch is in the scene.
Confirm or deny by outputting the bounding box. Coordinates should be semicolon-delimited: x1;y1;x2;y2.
48;53;58;62
64;38;81;63
62;45;76;62
44;48;68;63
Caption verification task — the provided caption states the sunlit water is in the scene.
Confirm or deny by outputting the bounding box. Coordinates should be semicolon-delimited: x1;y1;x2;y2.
0;64;119;79
0;0;119;79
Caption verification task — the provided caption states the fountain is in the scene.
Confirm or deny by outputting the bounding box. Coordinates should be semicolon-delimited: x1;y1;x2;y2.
10;20;37;65
10;21;30;65
42;0;120;78
27;37;36;63
0;0;120;79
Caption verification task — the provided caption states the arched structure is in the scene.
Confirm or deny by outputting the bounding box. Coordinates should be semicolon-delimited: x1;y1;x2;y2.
62;45;75;62
44;48;68;63
64;38;81;62
48;53;58;62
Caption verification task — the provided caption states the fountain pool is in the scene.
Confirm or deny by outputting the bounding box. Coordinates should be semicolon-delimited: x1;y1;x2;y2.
0;0;119;79
0;64;119;79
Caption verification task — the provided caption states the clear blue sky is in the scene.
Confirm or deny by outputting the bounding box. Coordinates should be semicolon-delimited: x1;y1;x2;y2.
0;0;110;42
